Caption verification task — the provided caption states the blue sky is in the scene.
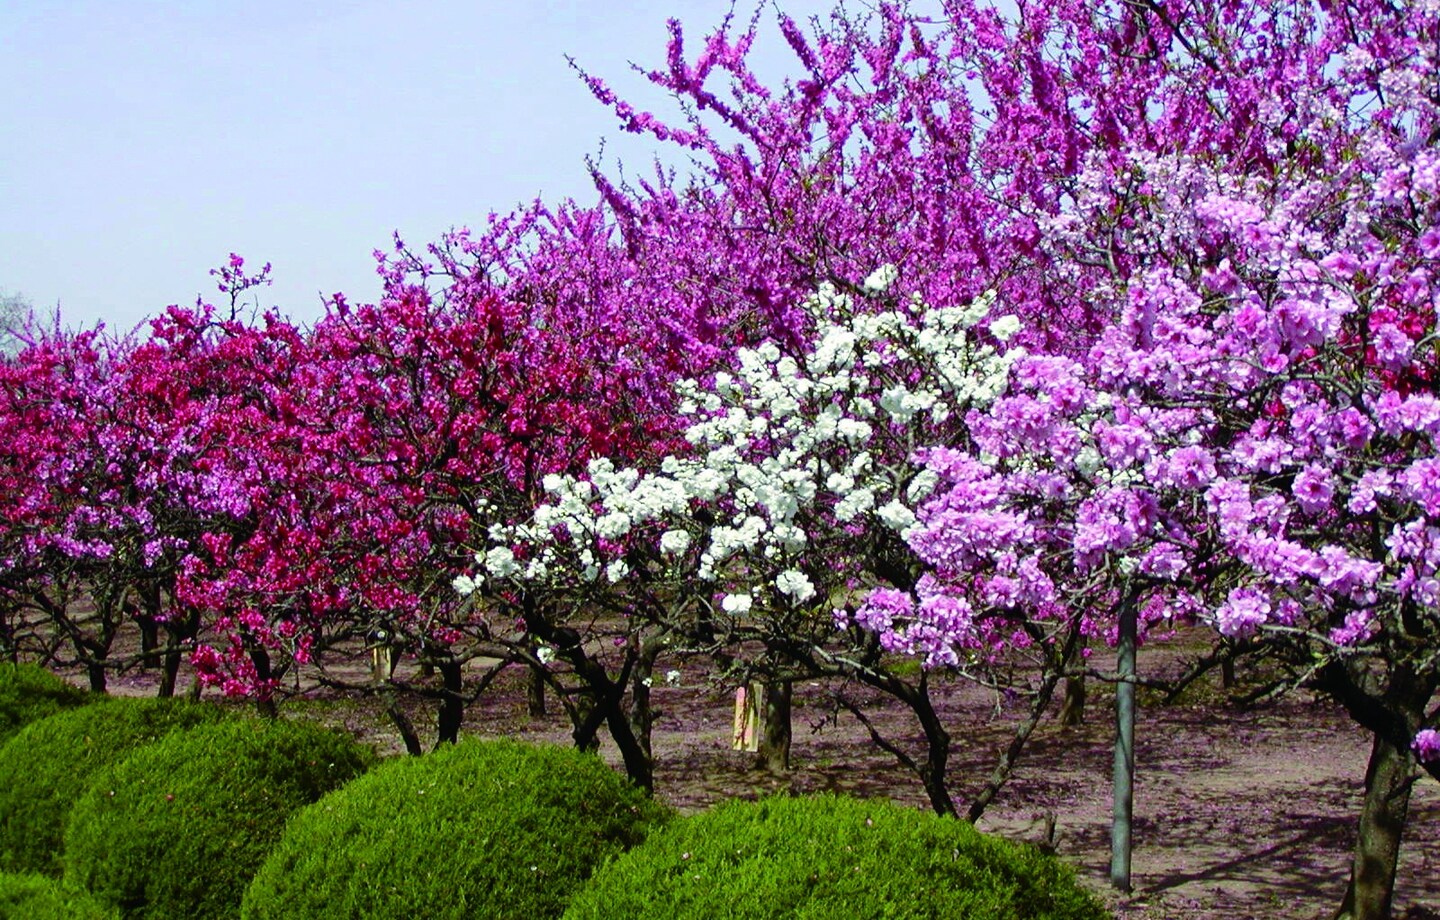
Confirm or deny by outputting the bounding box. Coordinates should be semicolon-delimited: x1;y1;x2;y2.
1;0;837;335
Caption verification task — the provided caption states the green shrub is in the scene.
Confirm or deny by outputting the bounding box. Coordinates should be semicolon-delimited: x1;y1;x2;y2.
63;717;375;920
0;697;227;876
241;738;669;920
0;663;90;744
562;794;1109;920
0;871;117;920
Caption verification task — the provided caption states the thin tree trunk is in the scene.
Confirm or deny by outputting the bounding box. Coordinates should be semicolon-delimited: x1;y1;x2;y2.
1059;674;1087;727
384;690;423;757
1111;594;1138;892
250;646;277;719
843;670;956;817
156;592;195;699
157;629;180;698
571;692;602;752
137;616;159;670
1335;733;1415;920
965;664;1066;822
605;699;655;793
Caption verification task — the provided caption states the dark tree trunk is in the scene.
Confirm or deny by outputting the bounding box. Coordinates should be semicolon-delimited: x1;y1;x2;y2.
157;633;180;698
964;604;1088;823
156;601;196;700
136;616;159;670
384;690;423;757
78;589;123;695
852;670;956;818
522;593;654;791
247;645;277;716
1312;657;1435;920
527;665;547;717
756;680;792;775
965;663;1067;823
605;698;654;793
571;693;602;752
1335;734;1415;920
435;657;464;746
628;643;661;766
249;646;278;719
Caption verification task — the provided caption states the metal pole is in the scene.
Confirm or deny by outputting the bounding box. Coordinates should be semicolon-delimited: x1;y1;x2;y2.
1110;592;1137;891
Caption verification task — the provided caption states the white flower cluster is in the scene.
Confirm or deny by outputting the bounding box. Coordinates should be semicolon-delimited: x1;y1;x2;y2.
458;277;1020;616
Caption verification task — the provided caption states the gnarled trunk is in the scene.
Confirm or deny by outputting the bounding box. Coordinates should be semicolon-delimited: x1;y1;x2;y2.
1335;733;1415;920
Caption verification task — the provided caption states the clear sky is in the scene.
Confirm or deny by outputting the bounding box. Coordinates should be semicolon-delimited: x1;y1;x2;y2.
1;0;837;336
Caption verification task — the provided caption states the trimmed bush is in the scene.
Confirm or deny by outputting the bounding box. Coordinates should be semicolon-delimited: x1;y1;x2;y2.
562;794;1109;920
0;871;117;920
0;697;227;876
241;738;669;920
0;663;90;744
63;717;375;920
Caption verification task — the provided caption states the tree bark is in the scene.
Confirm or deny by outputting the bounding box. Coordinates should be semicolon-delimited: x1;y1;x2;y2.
249;646;278;719
628;642;661;767
527;665;547;717
157;598;197;699
384;690;423;757
847;670;956;817
136;616;159;670
157;631;180;698
1311;657;1435;920
1059;674;1087;727
756;680;792;775
434;656;464;746
1335;733;1415;920
965;663;1066;822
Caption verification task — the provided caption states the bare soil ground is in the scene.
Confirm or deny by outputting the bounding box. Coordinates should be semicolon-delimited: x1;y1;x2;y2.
88;629;1440;920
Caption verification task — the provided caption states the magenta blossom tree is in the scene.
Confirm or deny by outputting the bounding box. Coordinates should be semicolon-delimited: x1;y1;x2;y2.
844;2;1439;914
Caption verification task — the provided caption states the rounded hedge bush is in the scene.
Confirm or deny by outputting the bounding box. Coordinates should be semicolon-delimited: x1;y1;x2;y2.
0;663;90;745
63;717;375;920
0;697;227;876
562;794;1109;920
0;871;117;920
241;738;669;920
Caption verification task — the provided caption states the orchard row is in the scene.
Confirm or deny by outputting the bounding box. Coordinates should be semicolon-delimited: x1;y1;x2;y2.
2;2;1436;916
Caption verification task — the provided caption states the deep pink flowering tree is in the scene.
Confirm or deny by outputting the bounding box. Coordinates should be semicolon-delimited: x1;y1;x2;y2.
0;292;268;693
0;324;128;685
179;251;688;759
